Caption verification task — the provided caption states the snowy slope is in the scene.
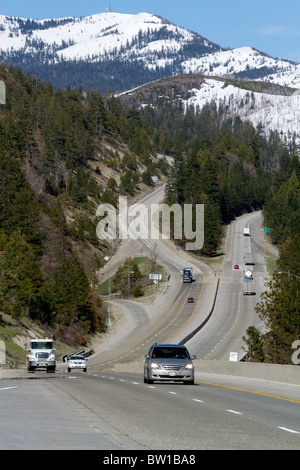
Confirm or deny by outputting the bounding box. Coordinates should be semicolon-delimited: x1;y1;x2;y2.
0;12;216;63
182;47;300;89
184;78;300;145
118;75;300;146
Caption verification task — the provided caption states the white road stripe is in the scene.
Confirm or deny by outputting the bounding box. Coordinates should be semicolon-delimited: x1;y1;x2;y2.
227;409;242;415
0;386;18;391
278;427;300;434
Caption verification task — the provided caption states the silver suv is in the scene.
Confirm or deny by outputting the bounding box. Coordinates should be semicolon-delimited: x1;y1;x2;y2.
144;343;196;385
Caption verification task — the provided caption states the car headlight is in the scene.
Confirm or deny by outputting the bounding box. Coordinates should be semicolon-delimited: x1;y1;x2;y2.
150;362;159;369
185;363;194;370
48;354;55;361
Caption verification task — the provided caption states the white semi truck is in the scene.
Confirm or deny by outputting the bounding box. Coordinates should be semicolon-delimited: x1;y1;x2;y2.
27;338;56;373
243;228;250;236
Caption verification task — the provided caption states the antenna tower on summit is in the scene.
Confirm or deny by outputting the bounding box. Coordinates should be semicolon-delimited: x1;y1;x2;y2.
106;2;112;12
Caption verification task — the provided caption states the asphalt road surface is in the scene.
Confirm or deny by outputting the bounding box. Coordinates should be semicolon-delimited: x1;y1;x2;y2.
1;370;299;450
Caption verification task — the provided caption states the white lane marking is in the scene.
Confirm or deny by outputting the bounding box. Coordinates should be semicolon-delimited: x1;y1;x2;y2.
227;409;242;415
193;398;203;403
169;391;177;395
0;386;18;391
278;427;300;434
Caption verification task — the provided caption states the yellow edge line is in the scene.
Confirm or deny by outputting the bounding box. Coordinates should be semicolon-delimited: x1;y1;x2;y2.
196;380;300;404
100;371;300;404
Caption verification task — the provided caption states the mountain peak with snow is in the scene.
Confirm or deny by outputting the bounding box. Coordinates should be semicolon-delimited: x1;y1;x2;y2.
0;10;299;93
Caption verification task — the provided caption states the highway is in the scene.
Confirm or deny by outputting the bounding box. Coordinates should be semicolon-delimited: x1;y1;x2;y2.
1;184;300;450
1;369;300;450
187;210;269;361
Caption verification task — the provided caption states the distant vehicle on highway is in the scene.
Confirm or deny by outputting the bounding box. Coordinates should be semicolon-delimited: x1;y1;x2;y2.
182;267;193;283
144;343;196;385
234;264;239;269
244;253;255;265
243;290;254;296
187;297;194;303
67;355;87;372
244;268;253;280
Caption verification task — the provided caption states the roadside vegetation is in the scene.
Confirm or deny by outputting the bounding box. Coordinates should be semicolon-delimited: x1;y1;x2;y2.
0;62;299;365
98;256;166;299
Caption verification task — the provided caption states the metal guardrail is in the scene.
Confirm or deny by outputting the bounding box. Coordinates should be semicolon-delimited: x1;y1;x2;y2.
62;349;95;362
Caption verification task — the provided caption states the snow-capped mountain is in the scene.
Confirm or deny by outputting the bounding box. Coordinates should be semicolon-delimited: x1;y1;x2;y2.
0;11;299;93
0;11;221;91
0;12;219;62
0;10;300;144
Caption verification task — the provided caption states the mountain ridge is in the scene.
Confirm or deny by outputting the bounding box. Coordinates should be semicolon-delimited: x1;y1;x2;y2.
1;10;299;94
1;11;299;145
117;74;300;147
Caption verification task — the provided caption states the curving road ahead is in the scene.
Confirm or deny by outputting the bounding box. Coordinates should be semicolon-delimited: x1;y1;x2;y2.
90;186;270;367
1;185;300;450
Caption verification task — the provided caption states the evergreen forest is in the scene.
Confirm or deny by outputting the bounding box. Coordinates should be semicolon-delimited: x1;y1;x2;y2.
0;63;299;362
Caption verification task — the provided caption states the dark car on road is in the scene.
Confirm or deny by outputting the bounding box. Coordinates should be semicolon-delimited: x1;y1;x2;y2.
144;343;196;385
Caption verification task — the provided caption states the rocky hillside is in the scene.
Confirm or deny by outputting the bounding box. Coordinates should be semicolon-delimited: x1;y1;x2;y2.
0;62;167;346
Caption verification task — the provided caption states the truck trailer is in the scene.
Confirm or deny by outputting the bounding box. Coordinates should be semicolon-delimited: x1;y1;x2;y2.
244;253;255;265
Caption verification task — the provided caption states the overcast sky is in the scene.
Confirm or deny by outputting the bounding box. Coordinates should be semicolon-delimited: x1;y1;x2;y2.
1;0;300;62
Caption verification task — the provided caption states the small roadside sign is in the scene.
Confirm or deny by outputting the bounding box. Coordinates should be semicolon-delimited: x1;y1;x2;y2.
229;352;238;362
149;273;162;280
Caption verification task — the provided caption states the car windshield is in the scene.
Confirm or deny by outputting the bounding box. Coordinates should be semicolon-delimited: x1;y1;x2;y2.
152;347;190;359
70;356;85;360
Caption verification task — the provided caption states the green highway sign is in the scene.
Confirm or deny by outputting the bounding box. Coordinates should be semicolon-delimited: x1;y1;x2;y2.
263;228;271;233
